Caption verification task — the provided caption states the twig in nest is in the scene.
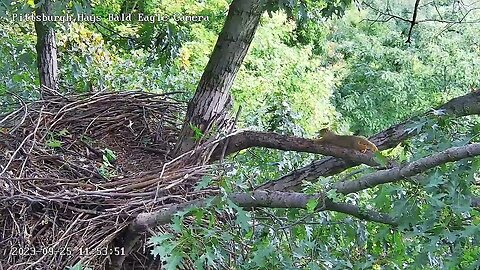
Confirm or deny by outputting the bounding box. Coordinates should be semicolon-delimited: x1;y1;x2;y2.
0;133;33;177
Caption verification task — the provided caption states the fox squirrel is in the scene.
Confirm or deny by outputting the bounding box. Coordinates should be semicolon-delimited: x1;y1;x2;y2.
316;128;378;153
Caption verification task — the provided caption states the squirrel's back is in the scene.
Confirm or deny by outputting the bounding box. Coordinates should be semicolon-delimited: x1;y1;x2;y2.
317;129;378;152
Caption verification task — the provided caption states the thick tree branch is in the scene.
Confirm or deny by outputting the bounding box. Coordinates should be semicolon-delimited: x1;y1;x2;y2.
210;131;379;166
472;196;480;209
140;191;395;225
258;91;480;191
333;143;480;194
230;191;396;225
108;191;394;269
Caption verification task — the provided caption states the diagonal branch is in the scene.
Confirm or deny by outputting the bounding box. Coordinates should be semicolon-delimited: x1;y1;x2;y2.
406;0;421;43
362;1;411;23
257;90;480;191
333;143;480;194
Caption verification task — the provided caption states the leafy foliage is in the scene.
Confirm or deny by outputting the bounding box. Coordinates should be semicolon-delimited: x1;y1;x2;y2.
0;22;38;112
332;7;480;134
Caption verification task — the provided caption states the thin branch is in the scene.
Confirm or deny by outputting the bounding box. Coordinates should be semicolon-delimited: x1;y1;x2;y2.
406;0;421;43
325;200;395;225
333;143;480;194
362;1;480;43
362;1;411;23
432;7;480;37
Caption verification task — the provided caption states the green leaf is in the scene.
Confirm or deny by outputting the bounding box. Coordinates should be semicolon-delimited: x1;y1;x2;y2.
171;215;183;233
12;74;24;83
0;3;6;17
151;243;175;258
373;151;388;167
194;175;213;191
189;123;203;141
165;251;183;270
204;246;216;266
67;262;92;270
58;128;70;136
26;0;35;8
192;208;205;223
235;207;250;231
326;189;340;203
148;233;174;245
102;155;111;167
103;148;117;162
73;2;83;16
306;198;318;213
425;171;445;188
46;139;62;148
252;243;274;266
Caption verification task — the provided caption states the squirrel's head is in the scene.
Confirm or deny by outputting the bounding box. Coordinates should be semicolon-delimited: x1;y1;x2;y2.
318;128;331;136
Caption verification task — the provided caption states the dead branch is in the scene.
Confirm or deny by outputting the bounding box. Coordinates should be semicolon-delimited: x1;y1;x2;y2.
361;1;480;43
406;0;421;43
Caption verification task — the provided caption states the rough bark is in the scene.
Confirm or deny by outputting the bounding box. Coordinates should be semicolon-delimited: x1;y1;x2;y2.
257;90;480;191
333;143;480;194
472;197;480;209
34;0;59;94
174;0;267;155
209;130;379;166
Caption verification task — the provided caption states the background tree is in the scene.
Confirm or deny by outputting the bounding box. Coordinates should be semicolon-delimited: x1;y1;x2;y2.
34;0;59;93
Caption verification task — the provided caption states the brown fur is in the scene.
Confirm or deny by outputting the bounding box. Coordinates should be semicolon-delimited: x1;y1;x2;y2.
316;128;378;153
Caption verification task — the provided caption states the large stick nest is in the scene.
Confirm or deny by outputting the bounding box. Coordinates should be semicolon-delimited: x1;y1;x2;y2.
0;91;218;269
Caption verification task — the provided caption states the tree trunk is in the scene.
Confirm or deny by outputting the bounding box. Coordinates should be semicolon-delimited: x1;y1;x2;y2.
174;0;266;155
34;0;59;94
